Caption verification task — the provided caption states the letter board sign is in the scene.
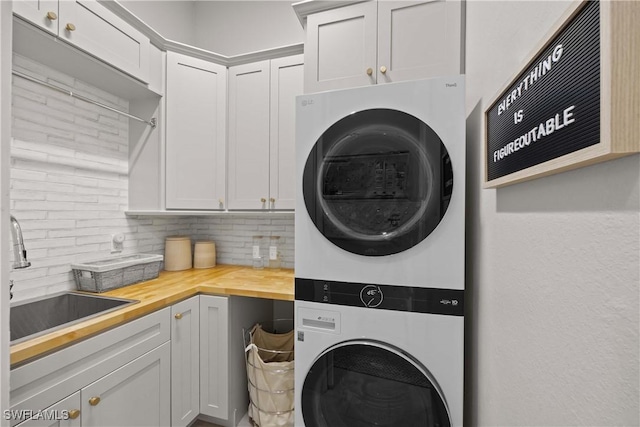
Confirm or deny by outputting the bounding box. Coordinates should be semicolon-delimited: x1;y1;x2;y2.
485;1;601;186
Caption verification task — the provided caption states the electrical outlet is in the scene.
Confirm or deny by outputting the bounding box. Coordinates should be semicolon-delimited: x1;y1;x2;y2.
111;233;125;253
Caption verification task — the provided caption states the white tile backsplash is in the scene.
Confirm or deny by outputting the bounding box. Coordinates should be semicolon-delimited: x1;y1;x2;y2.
10;55;294;302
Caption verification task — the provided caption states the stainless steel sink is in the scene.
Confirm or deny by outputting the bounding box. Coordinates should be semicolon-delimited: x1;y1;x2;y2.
10;292;138;344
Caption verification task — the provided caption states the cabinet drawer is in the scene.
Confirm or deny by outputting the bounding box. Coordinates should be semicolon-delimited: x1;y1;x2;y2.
9;308;170;427
13;392;81;427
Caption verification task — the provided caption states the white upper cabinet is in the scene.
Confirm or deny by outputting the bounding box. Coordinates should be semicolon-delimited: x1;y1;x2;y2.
270;55;304;210
13;0;151;83
377;1;463;83
227;55;303;210
304;0;464;93
227;60;272;210
165;52;227;210
12;0;59;35
305;2;378;92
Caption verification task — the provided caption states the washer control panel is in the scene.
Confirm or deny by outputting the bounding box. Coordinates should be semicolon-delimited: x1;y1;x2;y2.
360;285;384;308
295;278;463;316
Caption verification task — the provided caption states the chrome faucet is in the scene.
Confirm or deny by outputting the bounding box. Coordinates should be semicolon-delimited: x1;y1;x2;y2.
10;215;31;269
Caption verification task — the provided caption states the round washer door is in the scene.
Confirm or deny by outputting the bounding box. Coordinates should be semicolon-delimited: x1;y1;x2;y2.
301;341;451;427
302;109;453;256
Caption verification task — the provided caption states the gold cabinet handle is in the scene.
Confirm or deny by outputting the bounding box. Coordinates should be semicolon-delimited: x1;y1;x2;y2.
366;67;373;76
218;198;224;205
270;198;276;203
68;409;80;420
46;11;58;21
380;66;387;74
260;198;266;203
174;312;183;320
88;397;101;406
65;23;76;32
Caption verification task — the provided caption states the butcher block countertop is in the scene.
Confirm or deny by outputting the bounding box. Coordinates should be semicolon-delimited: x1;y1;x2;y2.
10;265;294;366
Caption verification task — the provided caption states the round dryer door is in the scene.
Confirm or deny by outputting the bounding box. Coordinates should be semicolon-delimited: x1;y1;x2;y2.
302;109;454;256
301;341;451;427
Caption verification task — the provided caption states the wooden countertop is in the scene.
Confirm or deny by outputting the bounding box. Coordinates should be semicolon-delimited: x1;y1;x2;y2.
10;265;294;366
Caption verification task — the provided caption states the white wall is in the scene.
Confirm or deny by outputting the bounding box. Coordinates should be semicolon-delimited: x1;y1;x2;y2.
119;0;303;56
119;0;198;45
193;1;303;56
465;2;640;425
9;55;294;302
0;0;11;418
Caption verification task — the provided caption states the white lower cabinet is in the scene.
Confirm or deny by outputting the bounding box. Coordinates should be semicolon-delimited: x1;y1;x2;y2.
199;295;273;426
10;309;170;427
171;296;200;427
199;295;230;420
10;295;275;427
13;392;81;427
81;343;171;427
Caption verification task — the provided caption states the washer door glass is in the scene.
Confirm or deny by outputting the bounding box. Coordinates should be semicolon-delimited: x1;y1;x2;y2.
301;342;451;427
303;109;453;256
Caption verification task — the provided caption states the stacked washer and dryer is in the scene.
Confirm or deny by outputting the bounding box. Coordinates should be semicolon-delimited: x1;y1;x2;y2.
294;77;465;427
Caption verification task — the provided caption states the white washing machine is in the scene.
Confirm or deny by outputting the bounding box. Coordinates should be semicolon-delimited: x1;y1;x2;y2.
294;77;466;426
294;281;464;427
295;76;465;289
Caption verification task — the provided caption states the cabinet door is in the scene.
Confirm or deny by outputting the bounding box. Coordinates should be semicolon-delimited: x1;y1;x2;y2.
304;1;377;93
14;392;81;427
199;295;229;420
171;297;200;427
227;60;271;210
269;55;303;210
12;0;59;35
81;342;170;427
377;0;463;82
57;0;150;83
165;52;227;210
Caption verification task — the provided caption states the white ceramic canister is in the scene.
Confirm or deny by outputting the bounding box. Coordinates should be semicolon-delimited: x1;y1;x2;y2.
164;236;192;271
193;241;216;269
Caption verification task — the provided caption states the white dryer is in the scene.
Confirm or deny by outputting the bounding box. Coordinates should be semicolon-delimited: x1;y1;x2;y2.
295;77;465;289
294;280;464;426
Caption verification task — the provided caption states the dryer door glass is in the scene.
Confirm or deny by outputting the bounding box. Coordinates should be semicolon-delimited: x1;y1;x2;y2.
301;342;451;427
302;109;453;256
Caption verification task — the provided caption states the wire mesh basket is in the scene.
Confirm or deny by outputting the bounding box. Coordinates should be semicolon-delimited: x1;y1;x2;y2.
71;254;163;292
243;319;294;427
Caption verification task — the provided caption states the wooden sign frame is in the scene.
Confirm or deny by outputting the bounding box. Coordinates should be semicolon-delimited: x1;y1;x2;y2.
483;0;639;188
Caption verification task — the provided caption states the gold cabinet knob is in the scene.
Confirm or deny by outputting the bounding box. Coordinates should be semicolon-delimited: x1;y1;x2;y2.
88;397;101;406
68;409;80;420
366;67;373;76
260;198;266;203
218;198;224;204
174;312;183;320
46;11;58;21
380;66;387;74
270;198;276;203
65;23;76;32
